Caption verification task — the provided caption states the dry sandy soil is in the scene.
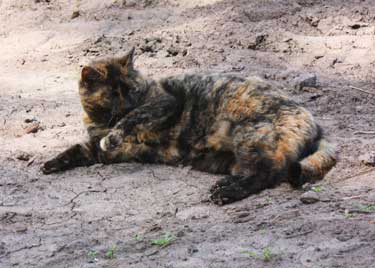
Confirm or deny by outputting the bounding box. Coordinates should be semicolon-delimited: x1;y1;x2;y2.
1;0;375;267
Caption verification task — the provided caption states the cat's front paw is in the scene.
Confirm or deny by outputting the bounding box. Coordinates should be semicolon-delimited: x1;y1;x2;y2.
42;158;62;174
100;130;123;152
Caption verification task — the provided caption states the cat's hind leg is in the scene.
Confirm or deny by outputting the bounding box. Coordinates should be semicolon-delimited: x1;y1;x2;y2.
210;123;290;205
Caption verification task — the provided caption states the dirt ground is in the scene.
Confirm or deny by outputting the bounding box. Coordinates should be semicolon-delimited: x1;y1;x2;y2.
1;0;375;267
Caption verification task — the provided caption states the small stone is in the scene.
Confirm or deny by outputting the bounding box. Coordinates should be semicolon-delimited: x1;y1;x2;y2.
307;16;320;27
331;58;342;67
140;37;162;53
140;44;154;53
167;47;179;57
247;33;268;49
24;122;40;134
255;33;267;44
294;73;317;90
236;212;250;218
300;191;320;204
176;230;185;237
16;152;32;161
24;118;37;123
348;23;368;30
94;35;104;44
71;10;80;19
359;153;375;167
15;225;27;233
145;37;162;43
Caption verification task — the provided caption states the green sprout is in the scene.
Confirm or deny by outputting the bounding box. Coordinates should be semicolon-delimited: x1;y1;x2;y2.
263;247;272;262
241;250;258;258
311;186;322;193
354;203;375;213
344;210;354;219
135;234;144;242
241;247;274;262
105;245;117;259
87;250;98;259
151;233;175;247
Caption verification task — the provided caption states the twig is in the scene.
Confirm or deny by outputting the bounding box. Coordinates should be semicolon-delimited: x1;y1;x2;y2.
63;189;106;207
354;131;375;135
149;168;162;180
96;171;106;181
340;167;375;181
285;230;314;239
27;156;36;167
342;195;367;200
5;237;42;256
146;249;159;256
0;212;17;222
347;209;371;214
349;86;375;96
44;212;78;226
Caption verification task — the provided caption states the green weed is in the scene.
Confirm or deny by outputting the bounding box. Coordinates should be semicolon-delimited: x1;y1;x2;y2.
135;234;144;242
151;233;175;247
241;247;274;262
354;203;375;213
87;250;98;259
311;186;322;193
262;247;272;262
241;250;258;258
105;245;116;259
344;210;354;219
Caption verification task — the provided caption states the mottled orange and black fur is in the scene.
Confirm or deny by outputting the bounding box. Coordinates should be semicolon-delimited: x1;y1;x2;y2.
42;48;336;205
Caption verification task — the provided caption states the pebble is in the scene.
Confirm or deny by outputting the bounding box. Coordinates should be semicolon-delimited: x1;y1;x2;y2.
247;33;268;49
359;153;375;167
24;118;37;123
16;152;33;161
300;191;320;204
294;73;318;90
24;122;40;134
167;47;179;57
71;10;80;19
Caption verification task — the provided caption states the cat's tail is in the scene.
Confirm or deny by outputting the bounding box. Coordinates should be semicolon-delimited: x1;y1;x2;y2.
289;137;337;187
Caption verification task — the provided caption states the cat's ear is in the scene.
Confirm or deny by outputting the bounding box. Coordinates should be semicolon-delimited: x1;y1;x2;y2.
118;47;135;69
81;66;104;82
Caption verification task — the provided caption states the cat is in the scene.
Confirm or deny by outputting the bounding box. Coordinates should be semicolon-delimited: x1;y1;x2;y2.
42;47;336;205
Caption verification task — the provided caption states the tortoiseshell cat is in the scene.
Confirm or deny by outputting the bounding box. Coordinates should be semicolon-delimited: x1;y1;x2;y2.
42;48;336;205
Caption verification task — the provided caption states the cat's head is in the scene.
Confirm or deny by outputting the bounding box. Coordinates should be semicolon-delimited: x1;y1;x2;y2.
79;47;146;126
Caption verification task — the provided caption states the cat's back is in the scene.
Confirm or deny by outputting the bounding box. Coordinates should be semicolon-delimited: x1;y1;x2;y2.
160;72;299;126
161;72;292;102
160;72;246;100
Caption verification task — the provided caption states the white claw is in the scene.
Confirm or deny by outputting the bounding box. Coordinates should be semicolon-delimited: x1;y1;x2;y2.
100;138;108;152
